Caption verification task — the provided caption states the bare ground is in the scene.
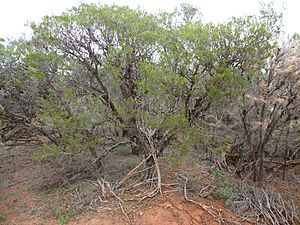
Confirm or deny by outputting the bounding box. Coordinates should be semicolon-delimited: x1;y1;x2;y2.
0;145;298;225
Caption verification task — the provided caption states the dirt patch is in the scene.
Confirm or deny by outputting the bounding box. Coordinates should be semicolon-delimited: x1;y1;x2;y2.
60;192;251;225
135;194;249;225
0;184;56;225
0;145;248;225
0;145;298;225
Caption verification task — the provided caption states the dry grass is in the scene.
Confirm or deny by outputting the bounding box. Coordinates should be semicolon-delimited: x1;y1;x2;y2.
226;185;299;225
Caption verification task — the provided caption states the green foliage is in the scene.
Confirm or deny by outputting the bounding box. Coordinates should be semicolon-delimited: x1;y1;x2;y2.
212;168;236;200
58;215;69;225
51;208;74;225
125;158;138;169
206;67;248;101
166;156;180;166
115;145;131;155
34;144;63;160
0;195;7;201
292;33;300;41
0;2;285;166
211;142;230;154
35;94;107;158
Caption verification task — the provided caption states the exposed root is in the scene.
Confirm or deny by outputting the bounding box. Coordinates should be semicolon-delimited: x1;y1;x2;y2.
176;173;243;225
116;152;160;201
94;178;131;221
119;201;130;221
92;140;163;221
115;154;152;189
114;124;163;201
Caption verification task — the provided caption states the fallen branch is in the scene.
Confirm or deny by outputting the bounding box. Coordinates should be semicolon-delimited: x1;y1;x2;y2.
269;159;300;170
90;141;132;167
176;173;242;225
119;201;130;221
115;154;152;189
95;178;130;221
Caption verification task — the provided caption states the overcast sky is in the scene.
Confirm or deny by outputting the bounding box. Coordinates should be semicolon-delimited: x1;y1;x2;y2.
0;0;299;39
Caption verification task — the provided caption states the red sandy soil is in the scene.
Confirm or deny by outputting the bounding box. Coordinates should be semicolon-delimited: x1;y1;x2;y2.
0;184;251;225
0;146;252;225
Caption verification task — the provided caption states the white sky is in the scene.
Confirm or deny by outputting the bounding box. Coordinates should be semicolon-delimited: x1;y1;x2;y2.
0;0;299;40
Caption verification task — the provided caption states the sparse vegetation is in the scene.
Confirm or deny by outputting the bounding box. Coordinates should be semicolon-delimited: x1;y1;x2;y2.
212;168;236;201
51;208;74;225
0;195;7;201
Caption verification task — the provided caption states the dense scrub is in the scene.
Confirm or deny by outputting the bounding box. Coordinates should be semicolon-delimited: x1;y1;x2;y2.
0;3;299;224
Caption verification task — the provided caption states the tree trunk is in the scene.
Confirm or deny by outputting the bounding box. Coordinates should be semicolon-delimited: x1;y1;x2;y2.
257;144;265;187
123;117;140;155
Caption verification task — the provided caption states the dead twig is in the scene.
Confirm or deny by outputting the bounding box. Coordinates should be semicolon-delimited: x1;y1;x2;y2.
115;154;152;189
176;173;242;225
227;185;299;225
90;141;132;167
119;201;130;221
